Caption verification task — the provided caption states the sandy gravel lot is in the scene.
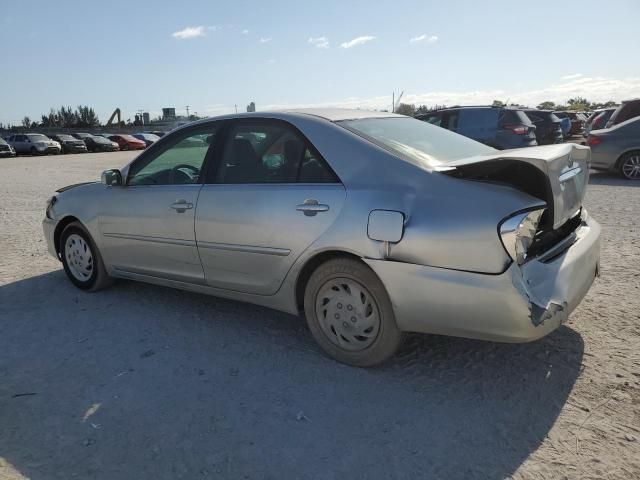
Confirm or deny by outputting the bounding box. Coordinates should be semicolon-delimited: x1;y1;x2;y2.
0;151;638;479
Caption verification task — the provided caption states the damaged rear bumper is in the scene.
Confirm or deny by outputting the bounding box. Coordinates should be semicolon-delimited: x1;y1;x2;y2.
364;217;600;343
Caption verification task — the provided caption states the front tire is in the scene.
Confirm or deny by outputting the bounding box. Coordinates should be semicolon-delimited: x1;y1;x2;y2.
60;222;113;291
304;258;403;367
619;151;640;180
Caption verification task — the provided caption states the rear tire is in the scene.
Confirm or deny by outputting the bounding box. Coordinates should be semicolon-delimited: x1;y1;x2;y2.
60;222;113;291
303;258;403;367
618;151;640;180
30;147;37;156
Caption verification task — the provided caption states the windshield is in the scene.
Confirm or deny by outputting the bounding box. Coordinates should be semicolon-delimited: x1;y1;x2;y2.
94;136;111;143
338;117;495;168
26;134;49;142
57;134;76;141
120;135;138;141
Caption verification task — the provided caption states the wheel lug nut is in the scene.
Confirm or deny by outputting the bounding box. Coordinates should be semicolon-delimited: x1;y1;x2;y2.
351;316;357;323
334;313;340;319
337;303;342;309
342;322;348;328
347;305;353;311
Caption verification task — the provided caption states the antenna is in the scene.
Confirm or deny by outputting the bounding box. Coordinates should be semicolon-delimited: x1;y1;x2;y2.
185;105;190;117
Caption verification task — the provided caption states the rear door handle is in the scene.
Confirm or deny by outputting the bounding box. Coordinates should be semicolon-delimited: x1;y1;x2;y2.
170;199;193;212
296;199;329;216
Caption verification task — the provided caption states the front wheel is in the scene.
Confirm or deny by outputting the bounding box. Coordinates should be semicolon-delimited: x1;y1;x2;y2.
619;151;640;180
60;222;113;291
304;258;403;367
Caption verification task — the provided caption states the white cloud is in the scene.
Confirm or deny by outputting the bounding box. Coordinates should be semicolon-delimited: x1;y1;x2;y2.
340;35;376;49
172;75;639;121
260;76;640;111
242;29;249;35
171;26;206;40
561;73;583;80
308;36;330;48
259;37;272;43
410;34;438;44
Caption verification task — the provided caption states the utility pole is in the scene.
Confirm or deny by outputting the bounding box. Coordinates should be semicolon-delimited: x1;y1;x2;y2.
234;104;238;114
185;105;190;118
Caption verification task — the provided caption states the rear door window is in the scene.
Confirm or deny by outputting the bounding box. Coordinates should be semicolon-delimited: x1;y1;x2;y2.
215;122;338;184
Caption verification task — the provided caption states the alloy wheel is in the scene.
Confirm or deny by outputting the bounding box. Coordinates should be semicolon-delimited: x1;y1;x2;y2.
621;154;640;180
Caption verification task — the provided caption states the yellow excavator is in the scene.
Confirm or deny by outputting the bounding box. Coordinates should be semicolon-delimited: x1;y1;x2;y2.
106;108;122;127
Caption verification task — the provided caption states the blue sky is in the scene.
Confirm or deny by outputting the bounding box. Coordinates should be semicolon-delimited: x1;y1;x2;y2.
1;0;639;125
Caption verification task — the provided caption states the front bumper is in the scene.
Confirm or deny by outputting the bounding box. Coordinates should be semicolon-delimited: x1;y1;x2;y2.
365;216;600;342
43;217;58;259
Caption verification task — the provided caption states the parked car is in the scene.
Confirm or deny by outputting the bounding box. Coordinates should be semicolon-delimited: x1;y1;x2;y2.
417;106;537;149
72;132;96;141
0;138;16;157
584;108;616;137
605;98;640;128
524;110;564;145
132;133;161;147
145;130;166;138
6;133;61;155
552;112;573;138
42;109;600;366
588;115;640;180
108;134;146;151
563;112;587;135
84;135;119;152
48;134;88;154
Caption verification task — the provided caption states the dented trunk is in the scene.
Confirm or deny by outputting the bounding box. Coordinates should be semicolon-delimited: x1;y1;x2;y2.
440;143;590;230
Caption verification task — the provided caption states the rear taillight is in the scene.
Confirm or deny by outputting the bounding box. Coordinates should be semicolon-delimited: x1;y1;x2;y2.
587;135;602;146
502;124;528;135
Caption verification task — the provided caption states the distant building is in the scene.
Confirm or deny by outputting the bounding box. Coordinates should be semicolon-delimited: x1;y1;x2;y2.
143;112;150;125
247;102;256;113
162;107;176;120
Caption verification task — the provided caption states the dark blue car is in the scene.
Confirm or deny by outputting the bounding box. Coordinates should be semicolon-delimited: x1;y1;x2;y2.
416;106;537;150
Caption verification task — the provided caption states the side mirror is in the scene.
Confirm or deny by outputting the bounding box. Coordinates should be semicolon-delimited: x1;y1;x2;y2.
101;169;123;186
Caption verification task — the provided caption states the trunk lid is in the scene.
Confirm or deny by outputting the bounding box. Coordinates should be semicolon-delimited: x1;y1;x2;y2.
438;143;590;230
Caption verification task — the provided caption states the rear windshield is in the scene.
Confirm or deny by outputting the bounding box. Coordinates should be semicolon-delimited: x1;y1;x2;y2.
56;134;76;141
500;109;533;126
26;134;49;141
338;117;496;168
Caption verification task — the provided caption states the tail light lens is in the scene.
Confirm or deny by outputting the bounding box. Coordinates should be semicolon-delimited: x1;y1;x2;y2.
587;135;602;146
502;124;528;135
499;209;545;265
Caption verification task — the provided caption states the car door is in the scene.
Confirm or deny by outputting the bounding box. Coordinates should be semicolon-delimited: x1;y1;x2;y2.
12;135;26;153
195;119;346;295
98;124;218;284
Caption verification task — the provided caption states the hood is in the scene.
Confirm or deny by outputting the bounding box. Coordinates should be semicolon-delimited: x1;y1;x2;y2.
56;181;97;193
439;143;589;230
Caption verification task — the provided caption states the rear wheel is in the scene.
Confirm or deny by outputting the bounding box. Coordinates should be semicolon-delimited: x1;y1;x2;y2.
304;258;403;367
30;147;37;156
60;222;113;291
619;151;640;180
122;144;129;151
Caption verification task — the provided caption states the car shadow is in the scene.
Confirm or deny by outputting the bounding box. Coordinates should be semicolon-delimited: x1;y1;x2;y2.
589;170;639;186
0;271;584;480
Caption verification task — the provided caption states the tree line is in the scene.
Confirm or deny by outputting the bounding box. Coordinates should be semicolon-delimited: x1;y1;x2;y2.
18;105;100;130
395;97;619;116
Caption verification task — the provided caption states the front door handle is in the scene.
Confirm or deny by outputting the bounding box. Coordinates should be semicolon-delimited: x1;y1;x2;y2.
170;199;193;212
296;199;329;216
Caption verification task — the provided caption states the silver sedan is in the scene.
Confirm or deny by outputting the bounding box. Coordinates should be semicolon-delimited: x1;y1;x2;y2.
43;109;601;366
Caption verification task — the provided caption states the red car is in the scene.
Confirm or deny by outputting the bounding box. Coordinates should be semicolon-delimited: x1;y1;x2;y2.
108;134;146;151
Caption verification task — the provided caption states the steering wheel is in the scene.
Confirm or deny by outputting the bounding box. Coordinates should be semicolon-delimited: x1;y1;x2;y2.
170;164;200;184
